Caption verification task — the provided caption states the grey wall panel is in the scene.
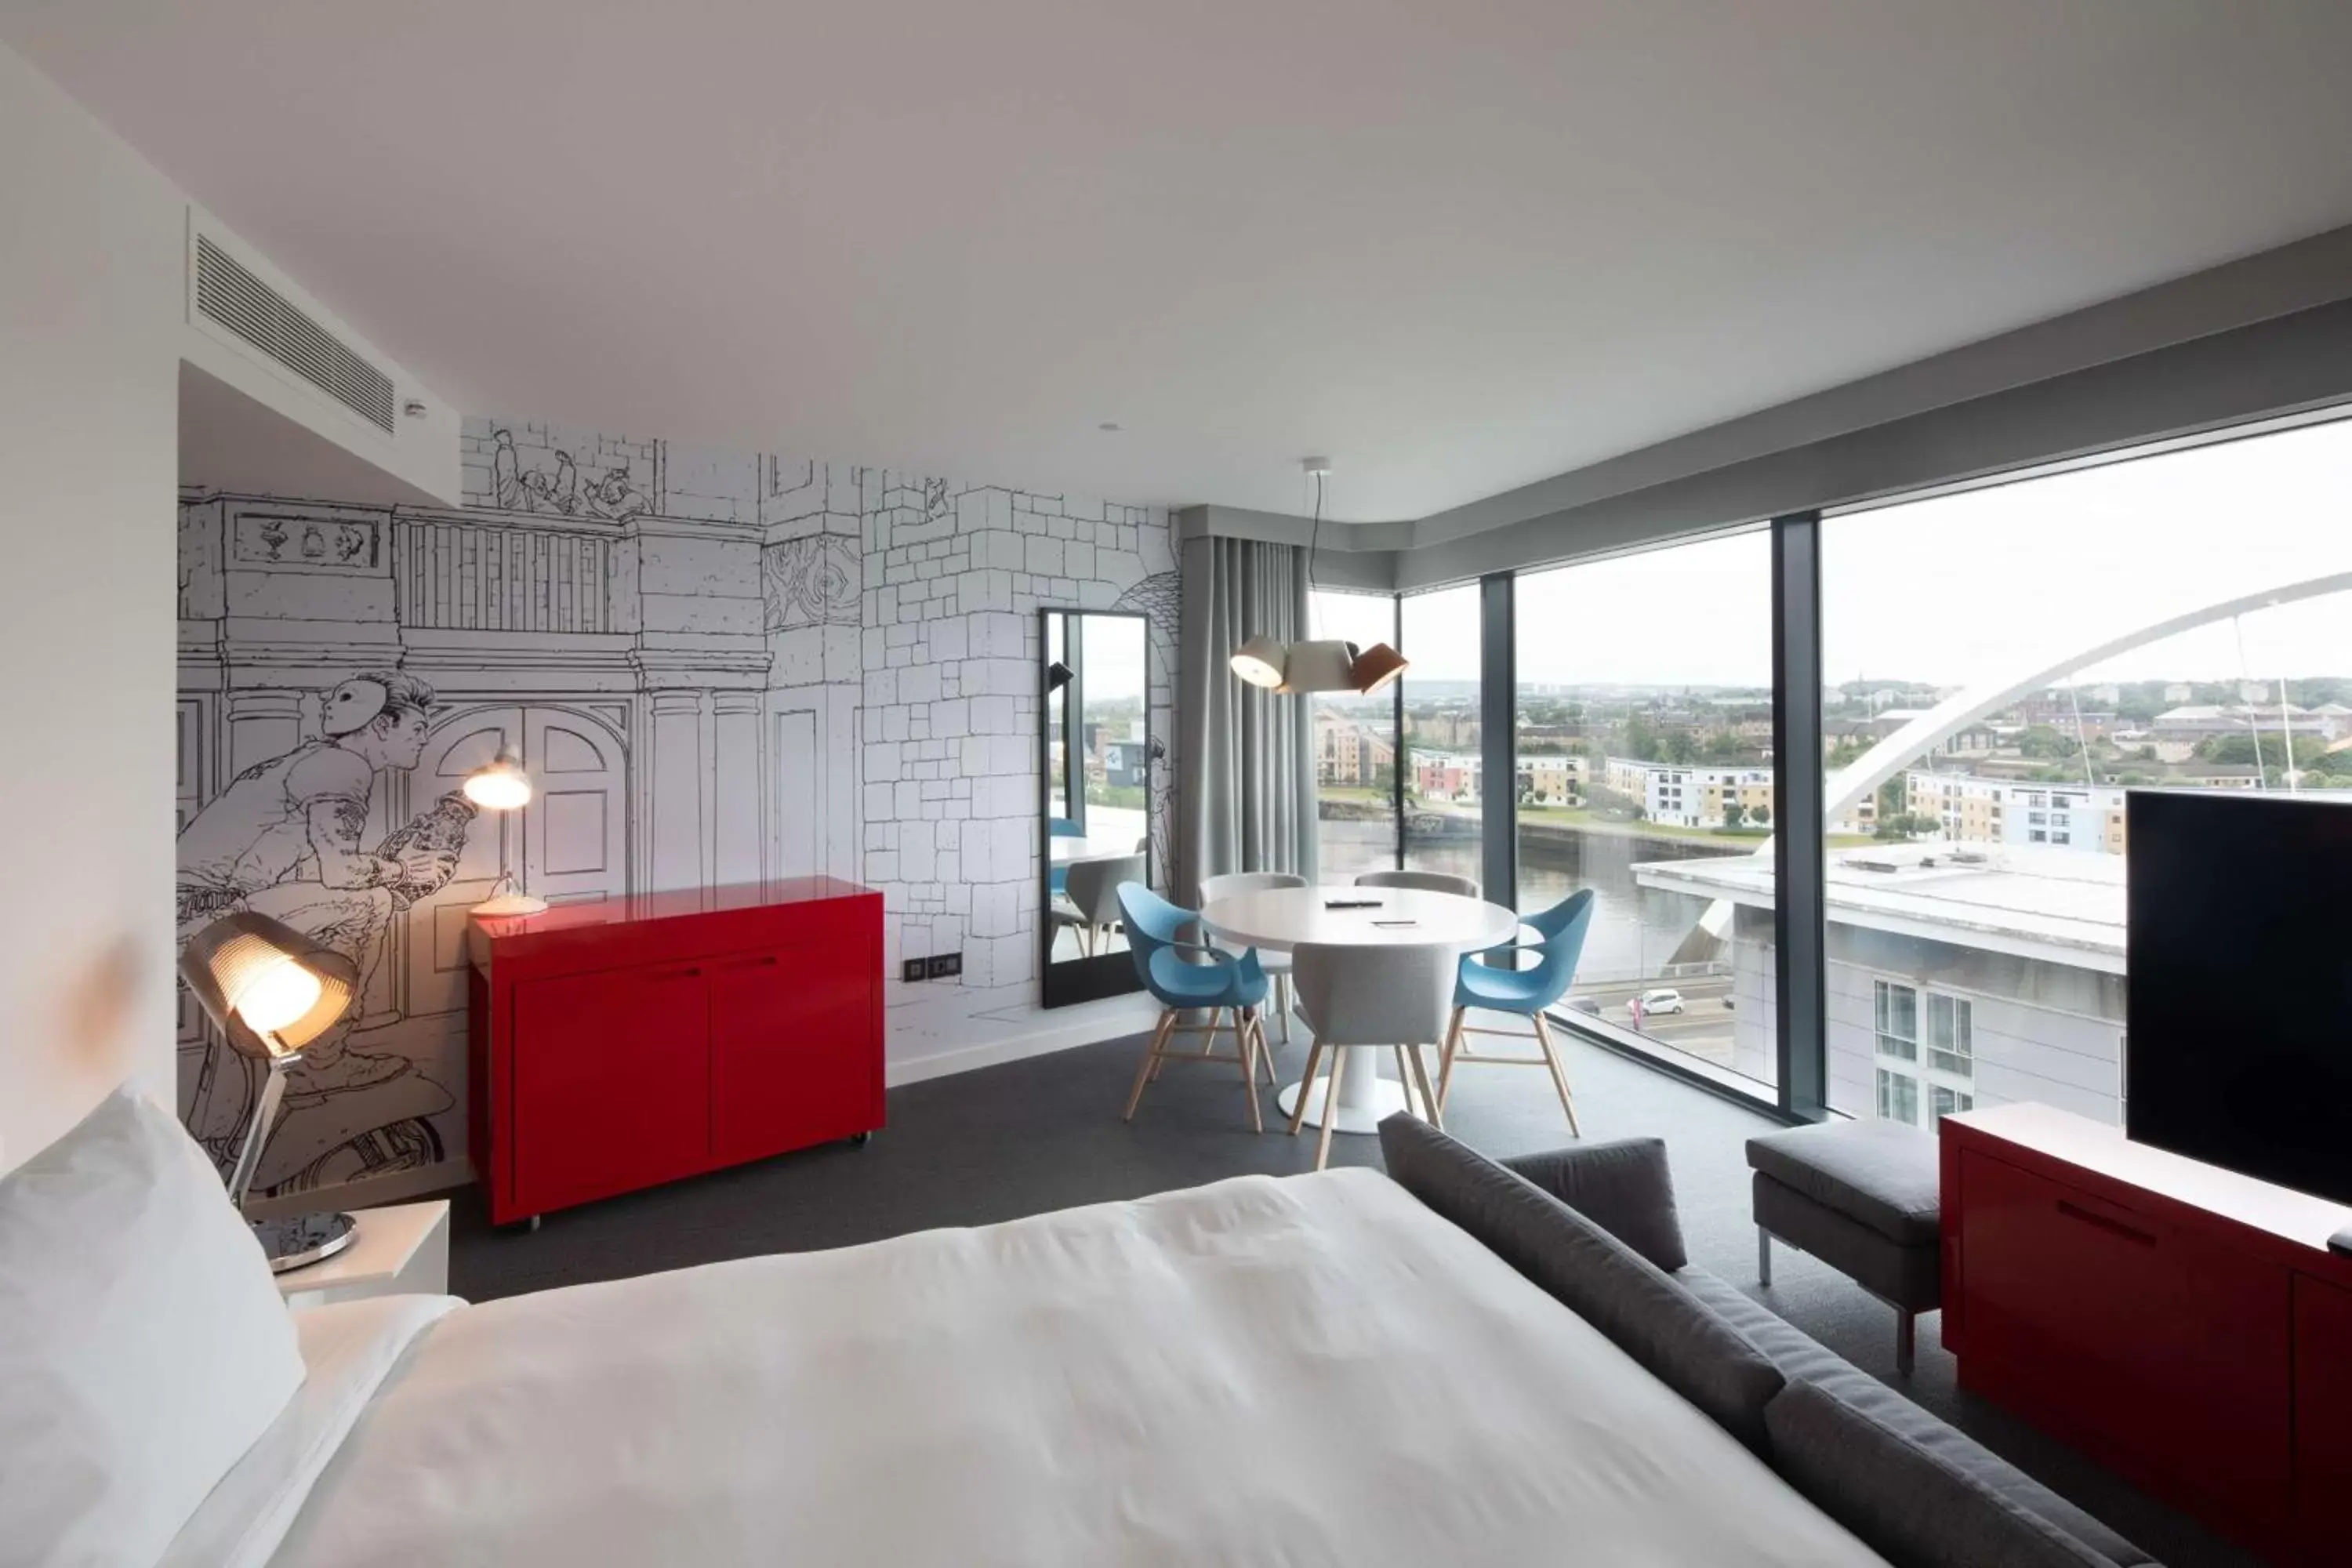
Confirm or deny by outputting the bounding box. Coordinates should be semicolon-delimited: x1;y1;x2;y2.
1397;294;2352;590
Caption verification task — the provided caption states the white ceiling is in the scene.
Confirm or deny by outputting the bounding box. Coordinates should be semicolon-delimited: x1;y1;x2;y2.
13;2;2352;521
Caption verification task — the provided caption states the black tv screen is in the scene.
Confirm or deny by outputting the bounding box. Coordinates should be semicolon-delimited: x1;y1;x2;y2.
2127;790;2352;1206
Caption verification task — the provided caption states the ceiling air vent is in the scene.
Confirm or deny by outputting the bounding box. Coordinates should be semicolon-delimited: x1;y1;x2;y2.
193;233;395;434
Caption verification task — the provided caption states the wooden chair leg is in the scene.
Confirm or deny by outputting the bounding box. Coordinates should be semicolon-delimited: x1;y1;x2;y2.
1436;1006;1466;1112
1276;974;1293;1044
1288;1037;1327;1136
1260;1012;1280;1086
1405;1042;1443;1131
1314;1045;1350;1171
1532;1011;1580;1136
1159;1007;1210;1080
1237;1010;1264;1134
1123;1010;1176;1121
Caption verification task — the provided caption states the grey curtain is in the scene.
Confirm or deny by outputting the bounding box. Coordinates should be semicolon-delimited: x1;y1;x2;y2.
1178;535;1317;904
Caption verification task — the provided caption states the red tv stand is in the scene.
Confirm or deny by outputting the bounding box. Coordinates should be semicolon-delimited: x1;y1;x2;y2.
466;878;884;1225
1941;1102;2352;1566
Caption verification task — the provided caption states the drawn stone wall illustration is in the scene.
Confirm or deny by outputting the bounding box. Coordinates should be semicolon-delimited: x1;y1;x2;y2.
177;416;1178;1207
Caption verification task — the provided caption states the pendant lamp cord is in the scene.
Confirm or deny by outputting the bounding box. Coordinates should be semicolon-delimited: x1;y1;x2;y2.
1305;469;1324;637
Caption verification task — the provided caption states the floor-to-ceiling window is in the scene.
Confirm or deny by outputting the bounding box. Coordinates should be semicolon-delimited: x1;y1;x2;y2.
1307;589;1400;880
1512;531;1781;1096
1400;583;1484;885
1810;413;2352;1129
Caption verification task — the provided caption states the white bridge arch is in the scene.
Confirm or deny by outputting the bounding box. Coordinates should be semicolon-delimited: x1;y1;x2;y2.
1665;568;2352;961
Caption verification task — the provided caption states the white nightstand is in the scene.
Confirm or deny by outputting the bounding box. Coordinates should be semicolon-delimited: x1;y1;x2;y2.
274;1200;452;1311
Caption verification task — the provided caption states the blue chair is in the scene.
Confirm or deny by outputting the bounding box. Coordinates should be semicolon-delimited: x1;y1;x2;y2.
1439;889;1595;1132
1048;817;1083;896
1116;882;1271;1132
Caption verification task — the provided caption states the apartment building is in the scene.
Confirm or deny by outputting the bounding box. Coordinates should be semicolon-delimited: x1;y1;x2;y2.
1605;757;1771;828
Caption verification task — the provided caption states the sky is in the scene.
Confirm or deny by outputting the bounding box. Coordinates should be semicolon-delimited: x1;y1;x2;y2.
1316;413;2352;692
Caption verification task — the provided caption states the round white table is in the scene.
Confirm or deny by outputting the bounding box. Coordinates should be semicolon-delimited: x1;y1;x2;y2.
1198;885;1519;1134
1050;835;1138;865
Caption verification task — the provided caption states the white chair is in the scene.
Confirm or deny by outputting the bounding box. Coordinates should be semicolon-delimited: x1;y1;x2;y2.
1199;871;1308;1047
1051;853;1145;957
1356;869;1480;898
1287;940;1453;1171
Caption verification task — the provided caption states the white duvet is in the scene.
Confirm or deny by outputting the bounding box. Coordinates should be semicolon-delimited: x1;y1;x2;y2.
263;1170;1884;1567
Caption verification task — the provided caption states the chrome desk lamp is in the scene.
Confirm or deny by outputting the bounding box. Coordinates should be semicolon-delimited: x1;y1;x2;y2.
178;911;364;1272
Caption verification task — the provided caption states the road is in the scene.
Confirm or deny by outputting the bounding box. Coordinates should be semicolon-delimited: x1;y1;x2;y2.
1561;974;1737;1066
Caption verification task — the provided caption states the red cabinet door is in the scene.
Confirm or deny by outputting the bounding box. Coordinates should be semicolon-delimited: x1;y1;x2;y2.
709;937;876;1165
512;961;711;1215
1959;1149;2292;1526
2296;1275;2352;1563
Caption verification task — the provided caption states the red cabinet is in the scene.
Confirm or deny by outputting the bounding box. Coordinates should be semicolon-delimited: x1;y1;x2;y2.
1943;1104;2352;1567
468;879;884;1224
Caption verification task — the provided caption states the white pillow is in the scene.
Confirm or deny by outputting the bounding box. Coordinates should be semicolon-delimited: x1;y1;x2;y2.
0;1084;306;1566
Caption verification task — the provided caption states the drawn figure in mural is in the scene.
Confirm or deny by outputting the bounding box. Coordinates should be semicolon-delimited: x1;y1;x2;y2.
584;465;652;521
493;427;580;515
176;671;475;1194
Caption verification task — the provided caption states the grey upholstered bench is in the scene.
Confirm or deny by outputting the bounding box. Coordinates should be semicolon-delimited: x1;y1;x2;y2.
1748;1120;1941;1374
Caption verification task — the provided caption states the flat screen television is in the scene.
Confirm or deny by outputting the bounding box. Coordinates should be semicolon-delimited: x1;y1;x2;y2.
2126;790;2352;1207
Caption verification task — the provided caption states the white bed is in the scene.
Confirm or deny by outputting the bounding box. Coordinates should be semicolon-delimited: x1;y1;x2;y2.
209;1169;1885;1567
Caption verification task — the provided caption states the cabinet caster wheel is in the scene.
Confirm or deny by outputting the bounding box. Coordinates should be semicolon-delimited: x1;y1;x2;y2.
848;1131;873;1147
506;1214;540;1234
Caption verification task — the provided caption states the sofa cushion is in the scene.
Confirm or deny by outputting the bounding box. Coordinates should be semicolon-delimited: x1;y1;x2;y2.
1766;1379;2116;1568
1377;1116;1782;1453
1500;1137;1687;1271
1747;1120;1940;1247
1678;1269;2152;1566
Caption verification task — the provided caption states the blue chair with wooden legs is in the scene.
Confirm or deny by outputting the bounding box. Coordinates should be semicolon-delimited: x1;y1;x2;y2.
1048;816;1083;896
1115;881;1271;1132
1437;890;1595;1132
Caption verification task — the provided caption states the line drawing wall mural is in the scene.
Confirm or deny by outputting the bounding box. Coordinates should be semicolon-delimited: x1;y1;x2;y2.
178;416;1178;1205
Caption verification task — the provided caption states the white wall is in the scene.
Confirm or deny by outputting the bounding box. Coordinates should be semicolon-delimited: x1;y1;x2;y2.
0;39;454;1173
0;41;187;1171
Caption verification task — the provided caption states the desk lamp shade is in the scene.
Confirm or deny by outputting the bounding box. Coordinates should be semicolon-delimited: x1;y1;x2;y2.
177;912;365;1272
463;745;533;810
178;913;358;1057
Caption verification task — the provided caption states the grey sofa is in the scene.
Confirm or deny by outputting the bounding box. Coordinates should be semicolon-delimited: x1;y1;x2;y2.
1377;1116;2158;1568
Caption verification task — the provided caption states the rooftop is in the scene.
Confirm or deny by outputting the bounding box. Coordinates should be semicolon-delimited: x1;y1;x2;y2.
1635;843;2127;972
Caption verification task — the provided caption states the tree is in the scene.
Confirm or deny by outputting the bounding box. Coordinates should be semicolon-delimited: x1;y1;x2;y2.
1749;804;1770;826
1622;713;1661;762
1661;728;1697;765
2016;724;2073;760
1720;802;1746;828
1877;778;1907;820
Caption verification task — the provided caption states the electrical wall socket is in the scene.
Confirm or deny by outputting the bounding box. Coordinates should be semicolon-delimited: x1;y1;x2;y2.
901;957;929;984
925;952;963;980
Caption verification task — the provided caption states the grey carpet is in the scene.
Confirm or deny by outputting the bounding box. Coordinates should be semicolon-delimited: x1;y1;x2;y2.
448;1025;2258;1568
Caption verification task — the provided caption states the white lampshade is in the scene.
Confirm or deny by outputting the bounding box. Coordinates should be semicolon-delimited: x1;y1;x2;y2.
1229;635;1287;688
1276;639;1358;694
463;746;533;810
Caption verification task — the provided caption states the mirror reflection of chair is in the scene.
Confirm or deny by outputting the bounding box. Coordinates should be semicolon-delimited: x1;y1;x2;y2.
1115;882;1270;1131
1051;853;1145;958
1198;872;1307;1044
1287;939;1451;1170
1356;869;1480;898
1438;890;1595;1132
1047;817;1083;897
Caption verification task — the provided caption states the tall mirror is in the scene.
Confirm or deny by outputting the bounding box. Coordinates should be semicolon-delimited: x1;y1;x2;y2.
1040;608;1153;1007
